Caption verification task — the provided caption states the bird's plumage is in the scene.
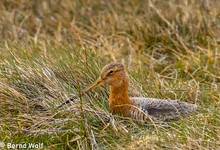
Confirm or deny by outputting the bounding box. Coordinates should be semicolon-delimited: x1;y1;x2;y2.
58;62;198;123
130;97;197;121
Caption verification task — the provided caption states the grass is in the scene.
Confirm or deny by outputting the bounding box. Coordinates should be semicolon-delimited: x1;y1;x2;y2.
0;0;220;149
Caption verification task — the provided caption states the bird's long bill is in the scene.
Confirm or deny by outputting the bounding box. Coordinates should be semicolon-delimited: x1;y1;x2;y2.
82;77;104;94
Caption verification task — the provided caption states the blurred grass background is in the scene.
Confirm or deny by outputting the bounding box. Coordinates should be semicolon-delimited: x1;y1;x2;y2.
0;0;220;149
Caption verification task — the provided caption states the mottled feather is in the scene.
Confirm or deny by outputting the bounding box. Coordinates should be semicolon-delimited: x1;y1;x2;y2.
131;97;197;121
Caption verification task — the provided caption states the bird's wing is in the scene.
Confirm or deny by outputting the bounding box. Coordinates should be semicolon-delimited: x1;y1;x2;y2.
130;97;197;121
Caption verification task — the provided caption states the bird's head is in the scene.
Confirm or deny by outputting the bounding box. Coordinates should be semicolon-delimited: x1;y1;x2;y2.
83;62;126;93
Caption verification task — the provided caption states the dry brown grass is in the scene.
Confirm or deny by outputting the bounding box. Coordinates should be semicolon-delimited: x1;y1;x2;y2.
0;0;220;149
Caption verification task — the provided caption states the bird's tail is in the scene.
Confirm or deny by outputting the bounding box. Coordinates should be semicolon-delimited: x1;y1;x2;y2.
184;103;198;114
190;104;198;112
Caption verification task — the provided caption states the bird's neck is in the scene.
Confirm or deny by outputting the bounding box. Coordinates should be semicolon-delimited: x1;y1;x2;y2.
109;76;131;116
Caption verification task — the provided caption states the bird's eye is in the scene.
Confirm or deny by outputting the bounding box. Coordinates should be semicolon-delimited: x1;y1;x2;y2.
108;70;114;75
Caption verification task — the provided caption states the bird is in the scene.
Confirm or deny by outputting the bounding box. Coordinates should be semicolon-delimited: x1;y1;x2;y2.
58;62;197;123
